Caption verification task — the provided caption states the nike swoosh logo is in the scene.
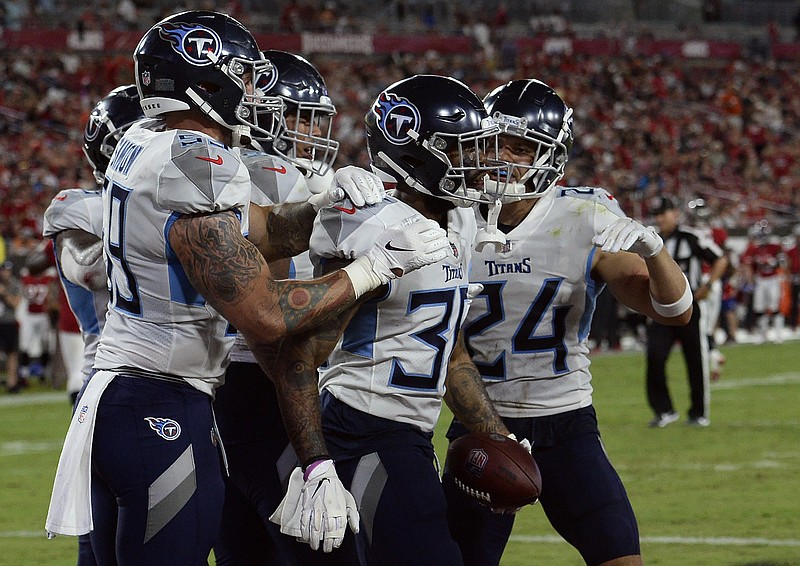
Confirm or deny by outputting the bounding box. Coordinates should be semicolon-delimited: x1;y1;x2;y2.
262;165;287;174
334;205;357;215
196;155;223;165
385;241;414;252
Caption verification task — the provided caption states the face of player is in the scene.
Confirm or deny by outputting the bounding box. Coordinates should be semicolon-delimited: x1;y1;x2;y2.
488;134;539;186
285;111;323;159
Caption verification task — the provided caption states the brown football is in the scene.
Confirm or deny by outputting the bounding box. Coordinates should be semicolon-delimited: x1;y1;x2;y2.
447;432;541;510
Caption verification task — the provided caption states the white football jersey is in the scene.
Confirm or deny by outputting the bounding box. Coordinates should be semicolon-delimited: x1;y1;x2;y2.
43;189;108;379
93;121;252;395
229;150;311;363
311;198;476;432
465;187;626;417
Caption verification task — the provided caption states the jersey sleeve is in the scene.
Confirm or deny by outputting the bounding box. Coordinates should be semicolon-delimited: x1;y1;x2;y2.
155;130;251;215
309;196;419;265
42;189;103;238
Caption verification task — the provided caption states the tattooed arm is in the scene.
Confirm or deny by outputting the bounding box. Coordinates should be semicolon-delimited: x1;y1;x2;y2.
248;201;317;263
168;210;356;346
248;256;364;465
444;334;509;435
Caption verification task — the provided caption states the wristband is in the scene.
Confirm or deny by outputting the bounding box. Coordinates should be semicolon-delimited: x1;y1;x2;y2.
342;256;384;299
650;274;692;317
302;457;332;481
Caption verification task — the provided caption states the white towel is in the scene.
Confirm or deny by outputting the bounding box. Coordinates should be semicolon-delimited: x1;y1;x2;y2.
45;370;115;537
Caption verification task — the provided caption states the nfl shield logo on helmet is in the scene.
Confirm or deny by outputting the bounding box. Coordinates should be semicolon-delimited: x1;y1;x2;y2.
141;70;151;87
144;417;182;441
372;91;420;145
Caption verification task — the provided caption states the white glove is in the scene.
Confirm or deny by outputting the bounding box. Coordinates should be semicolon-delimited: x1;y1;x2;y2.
308;166;385;211
507;432;532;454
343;216;449;298
269;460;359;552
592;217;663;258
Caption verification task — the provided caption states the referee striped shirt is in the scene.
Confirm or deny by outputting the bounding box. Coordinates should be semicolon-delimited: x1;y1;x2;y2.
660;226;724;292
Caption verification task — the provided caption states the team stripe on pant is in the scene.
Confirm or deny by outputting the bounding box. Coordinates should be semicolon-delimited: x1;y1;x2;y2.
144;445;197;543
350;452;387;548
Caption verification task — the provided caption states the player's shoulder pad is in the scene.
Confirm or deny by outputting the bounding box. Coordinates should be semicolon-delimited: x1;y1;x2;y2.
311;196;418;259
240;149;306;205
42;189;102;237
157;129;250;214
556;185;626;217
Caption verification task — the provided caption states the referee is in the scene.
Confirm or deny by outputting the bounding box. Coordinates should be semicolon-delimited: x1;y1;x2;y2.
645;196;729;427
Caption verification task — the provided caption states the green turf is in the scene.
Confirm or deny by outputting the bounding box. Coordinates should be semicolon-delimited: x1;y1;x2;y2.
1;341;799;565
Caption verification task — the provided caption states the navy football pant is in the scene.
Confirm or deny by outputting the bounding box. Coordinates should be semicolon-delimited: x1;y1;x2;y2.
444;406;640;566
89;375;224;566
214;362;319;565
310;392;463;566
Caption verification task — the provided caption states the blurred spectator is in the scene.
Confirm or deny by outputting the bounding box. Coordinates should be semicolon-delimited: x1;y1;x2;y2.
784;225;800;330
702;0;722;23
0;261;22;393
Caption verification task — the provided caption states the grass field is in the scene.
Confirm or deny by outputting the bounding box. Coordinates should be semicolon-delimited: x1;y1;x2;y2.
1;341;799;565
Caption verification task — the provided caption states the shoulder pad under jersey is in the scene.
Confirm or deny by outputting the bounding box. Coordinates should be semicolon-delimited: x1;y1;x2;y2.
42;189;103;238
155;129;250;215
310;196;421;261
240;149;309;205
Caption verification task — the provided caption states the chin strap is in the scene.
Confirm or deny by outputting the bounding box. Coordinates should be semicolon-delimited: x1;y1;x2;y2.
474;199;506;253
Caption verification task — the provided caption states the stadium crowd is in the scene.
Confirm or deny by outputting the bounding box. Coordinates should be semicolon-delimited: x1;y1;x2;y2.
1;16;799;390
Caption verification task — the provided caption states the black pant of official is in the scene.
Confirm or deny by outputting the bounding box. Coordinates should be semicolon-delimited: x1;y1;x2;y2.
645;304;709;421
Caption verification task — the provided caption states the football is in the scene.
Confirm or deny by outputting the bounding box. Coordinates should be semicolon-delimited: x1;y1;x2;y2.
447;432;541;511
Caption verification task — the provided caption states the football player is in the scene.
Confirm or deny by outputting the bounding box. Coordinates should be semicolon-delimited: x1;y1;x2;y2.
213;51;370;565
45;11;449;564
43;84;144;566
43;84;143;406
740;220;787;343
441;79;692;566
265;74;513;566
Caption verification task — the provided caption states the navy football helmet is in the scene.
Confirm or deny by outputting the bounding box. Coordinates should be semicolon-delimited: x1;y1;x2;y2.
83;85;144;185
365;74;501;206
483;79;573;201
255;50;339;176
133;10;283;147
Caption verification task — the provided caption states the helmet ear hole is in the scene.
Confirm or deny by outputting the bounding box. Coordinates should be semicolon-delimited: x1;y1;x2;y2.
401;154;427;169
197;81;222;95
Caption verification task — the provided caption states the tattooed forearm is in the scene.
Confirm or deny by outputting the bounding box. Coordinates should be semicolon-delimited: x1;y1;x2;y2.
264;202;317;260
170;211;263;304
268;270;357;336
248;323;344;463
444;343;508;435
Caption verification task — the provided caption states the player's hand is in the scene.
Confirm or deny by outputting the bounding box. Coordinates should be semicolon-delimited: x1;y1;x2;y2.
343;215;449;297
269;460;359;552
368;216;449;279
308;166;385;211
592;217;663;258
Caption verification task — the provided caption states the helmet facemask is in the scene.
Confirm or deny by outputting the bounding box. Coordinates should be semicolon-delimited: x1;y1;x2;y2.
482;107;573;203
201;53;284;147
271;99;339;176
